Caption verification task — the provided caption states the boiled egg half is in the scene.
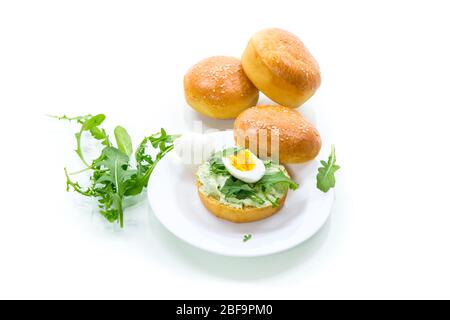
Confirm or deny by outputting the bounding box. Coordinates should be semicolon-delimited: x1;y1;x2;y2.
222;149;265;183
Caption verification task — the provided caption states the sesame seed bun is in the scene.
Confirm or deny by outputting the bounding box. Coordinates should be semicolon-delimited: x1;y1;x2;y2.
242;28;321;108
234;105;321;163
196;180;287;223
184;56;259;119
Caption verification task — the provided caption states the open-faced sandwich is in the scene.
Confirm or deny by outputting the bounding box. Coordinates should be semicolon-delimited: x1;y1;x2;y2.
196;147;298;223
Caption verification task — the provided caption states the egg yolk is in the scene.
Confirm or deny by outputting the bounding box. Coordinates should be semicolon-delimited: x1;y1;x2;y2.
229;150;256;171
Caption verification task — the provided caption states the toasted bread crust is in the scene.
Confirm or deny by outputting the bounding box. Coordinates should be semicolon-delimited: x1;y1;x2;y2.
234;105;321;163
242;28;320;108
184;56;259;119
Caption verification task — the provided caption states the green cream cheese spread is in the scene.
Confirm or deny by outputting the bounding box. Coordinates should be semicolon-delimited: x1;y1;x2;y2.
196;158;291;209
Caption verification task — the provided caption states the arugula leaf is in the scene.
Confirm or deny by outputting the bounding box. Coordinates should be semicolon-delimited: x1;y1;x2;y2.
81;114;106;131
93;147;135;193
209;147;241;176
125;130;180;196
316;145;340;192
50;114;111;167
114;126;133;157
221;178;254;198
89;126;110;146
220;177;265;205
75;114;109;165
211;154;299;208
257;170;299;193
53;114;178;228
48;114;92;122
92;147;137;227
261;193;281;208
210;158;229;175
64;167;98;197
252;170;298;207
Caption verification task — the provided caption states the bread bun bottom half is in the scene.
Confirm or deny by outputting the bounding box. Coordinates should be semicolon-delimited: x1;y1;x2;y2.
196;180;287;223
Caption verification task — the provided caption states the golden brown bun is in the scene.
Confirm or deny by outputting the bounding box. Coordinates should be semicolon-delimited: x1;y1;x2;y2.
242;28;321;108
234;105;321;163
197;180;287;223
184;56;259;119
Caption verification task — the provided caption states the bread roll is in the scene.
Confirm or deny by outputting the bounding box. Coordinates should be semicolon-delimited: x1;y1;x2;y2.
184;56;259;119
242;28;321;108
234;105;321;163
197;180;287;223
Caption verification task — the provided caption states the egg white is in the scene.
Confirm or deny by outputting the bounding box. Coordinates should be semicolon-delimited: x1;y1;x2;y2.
222;150;265;183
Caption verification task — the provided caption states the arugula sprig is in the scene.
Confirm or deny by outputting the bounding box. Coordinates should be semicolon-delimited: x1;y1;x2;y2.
258;171;299;192
207;147;299;208
127;129;180;196
209;147;241;175
316;145;340;192
53;114;179;228
219;168;298;208
221;177;266;205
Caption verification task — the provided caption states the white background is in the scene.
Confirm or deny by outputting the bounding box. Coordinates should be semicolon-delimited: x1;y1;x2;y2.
1;0;450;299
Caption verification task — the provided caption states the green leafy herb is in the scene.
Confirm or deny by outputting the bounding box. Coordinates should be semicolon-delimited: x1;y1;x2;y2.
254;170;298;207
48;114;93;122
209;147;241;176
50;113;112;167
215;158;299;208
243;234;252;242
258;170;299;193
81;114;106;131
316;145;340;192
210;158;228;175
125;130;180;196
52;114;179;228
221;177;265;205
114;126;133;157
91;147;137;227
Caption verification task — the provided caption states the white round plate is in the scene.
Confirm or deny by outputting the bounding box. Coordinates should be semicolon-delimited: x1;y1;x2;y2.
147;131;334;257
